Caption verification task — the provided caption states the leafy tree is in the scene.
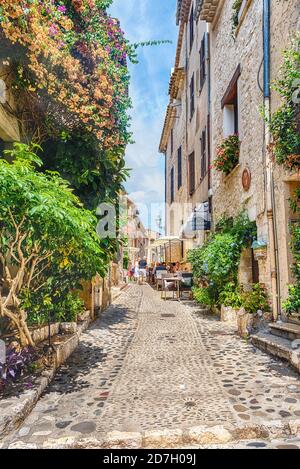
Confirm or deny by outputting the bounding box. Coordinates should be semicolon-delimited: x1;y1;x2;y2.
0;143;105;346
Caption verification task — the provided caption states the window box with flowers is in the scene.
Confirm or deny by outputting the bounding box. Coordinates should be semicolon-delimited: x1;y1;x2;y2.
214;135;240;175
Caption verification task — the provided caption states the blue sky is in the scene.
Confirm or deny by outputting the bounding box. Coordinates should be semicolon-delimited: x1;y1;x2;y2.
109;0;177;232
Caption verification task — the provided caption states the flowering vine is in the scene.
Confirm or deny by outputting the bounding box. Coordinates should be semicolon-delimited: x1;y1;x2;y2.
214;135;240;175
0;0;131;148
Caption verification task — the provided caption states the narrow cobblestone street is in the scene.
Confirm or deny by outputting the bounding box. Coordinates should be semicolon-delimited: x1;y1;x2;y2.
3;284;300;449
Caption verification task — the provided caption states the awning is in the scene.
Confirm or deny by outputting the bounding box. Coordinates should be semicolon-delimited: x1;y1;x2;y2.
152;236;182;247
180;202;211;238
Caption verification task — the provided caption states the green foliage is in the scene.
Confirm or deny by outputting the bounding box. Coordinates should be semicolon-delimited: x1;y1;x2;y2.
239;284;270;315
231;0;243;36
283;285;300;318
214;135;240;174
283;187;300;317
268;35;300;170
192;287;215;307
41;132;129;210
219;282;242;309
23;291;84;326
188;212;257;306
0;143;105;339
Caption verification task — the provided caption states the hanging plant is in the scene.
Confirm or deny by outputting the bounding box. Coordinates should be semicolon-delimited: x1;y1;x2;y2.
268;35;300;170
231;0;243;37
214;134;240;175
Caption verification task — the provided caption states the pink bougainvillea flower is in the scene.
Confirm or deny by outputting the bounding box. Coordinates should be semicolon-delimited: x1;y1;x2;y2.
49;23;59;36
58;5;67;14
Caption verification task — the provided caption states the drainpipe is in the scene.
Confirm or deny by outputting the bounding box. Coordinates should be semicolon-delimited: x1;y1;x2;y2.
263;0;280;321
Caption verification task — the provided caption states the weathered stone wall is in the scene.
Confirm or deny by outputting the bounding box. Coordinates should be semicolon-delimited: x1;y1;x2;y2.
270;0;300;303
165;0;210;261
0;65;20;142
210;0;300;301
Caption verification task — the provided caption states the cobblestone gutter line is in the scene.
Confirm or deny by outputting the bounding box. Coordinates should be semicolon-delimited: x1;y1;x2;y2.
7;419;300;449
0;316;94;440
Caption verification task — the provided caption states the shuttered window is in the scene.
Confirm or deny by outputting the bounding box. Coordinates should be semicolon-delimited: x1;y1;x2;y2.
189;152;195;195
199;35;206;92
177;146;182;189
190;74;195;120
170;166;174;203
189;5;194;51
200;128;207;180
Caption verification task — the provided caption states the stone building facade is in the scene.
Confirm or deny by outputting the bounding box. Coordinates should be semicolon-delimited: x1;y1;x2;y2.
159;0;212;264
160;0;300;319
198;0;300;318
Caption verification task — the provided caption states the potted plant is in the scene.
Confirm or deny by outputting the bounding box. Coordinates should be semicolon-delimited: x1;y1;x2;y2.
214;135;240;175
219;282;242;322
237;284;270;337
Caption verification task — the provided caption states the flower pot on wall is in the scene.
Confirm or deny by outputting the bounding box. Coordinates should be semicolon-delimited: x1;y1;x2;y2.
221;305;239;322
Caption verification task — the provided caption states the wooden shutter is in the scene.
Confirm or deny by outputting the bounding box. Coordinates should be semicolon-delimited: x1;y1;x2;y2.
200;36;206;91
177;146;182;189
189;152;195;195
170;167;174;203
201;128;206;180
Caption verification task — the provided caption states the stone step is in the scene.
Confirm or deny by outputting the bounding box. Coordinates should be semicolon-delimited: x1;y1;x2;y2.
269;322;300;341
251;331;300;373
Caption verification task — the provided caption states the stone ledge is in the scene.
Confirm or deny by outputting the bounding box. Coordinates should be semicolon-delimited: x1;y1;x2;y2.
7;420;300;449
251;332;300;373
0;314;93;441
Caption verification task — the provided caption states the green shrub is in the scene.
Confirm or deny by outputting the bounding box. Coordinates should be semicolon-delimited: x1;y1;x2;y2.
219;282;242;309
188;212;257;307
192;287;215;307
53;293;84;323
240;284;270;314
0;143;105;346
268;36;300;170
283;285;300;318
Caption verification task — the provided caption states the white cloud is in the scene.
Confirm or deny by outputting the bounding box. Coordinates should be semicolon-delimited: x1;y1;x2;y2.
109;0;177;229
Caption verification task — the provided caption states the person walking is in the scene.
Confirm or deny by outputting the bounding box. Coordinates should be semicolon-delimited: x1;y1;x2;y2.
139;256;147;284
134;259;140;283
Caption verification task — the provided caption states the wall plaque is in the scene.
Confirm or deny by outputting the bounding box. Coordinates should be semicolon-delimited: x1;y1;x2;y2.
242;168;251;191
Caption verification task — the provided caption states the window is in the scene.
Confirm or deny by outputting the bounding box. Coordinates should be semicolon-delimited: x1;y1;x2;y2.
189;4;194;51
170;166;174;203
190;74;195;120
221;65;241;136
200;128;207;180
177;146;182;189
199;35;206;92
171;128;174;154
188;152;195;195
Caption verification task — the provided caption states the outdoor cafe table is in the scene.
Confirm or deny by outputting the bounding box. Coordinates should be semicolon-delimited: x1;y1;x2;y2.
162;276;182;300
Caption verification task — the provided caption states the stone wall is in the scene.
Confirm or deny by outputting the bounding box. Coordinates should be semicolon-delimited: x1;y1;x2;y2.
0;65;20;142
165;0;210;261
209;0;300;302
270;0;300;303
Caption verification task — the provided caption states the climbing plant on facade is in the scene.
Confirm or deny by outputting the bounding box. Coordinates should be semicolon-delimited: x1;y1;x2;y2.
268;35;300;170
0;0;131;148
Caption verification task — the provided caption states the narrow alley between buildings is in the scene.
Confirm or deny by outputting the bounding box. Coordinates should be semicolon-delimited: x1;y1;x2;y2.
2;284;300;449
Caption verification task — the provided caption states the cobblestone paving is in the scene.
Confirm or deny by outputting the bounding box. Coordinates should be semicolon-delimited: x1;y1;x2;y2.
182;437;300;449
2;284;300;448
